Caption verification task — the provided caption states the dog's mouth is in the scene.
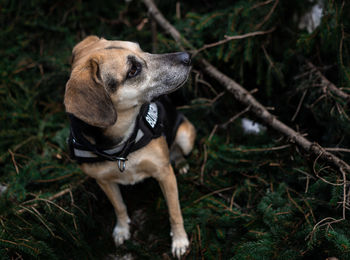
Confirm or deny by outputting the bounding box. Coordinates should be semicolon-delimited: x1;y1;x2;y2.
163;72;190;95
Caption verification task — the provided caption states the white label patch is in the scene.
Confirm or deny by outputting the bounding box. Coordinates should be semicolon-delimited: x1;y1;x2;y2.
145;103;158;128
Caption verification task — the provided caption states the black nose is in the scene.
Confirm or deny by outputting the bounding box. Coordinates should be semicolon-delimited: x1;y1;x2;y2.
178;52;191;66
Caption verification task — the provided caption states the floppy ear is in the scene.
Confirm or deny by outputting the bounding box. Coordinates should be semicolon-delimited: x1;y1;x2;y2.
64;58;117;128
71;36;100;65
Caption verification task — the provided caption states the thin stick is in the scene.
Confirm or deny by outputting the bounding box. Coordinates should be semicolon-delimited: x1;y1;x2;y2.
230;144;291;153
196;224;204;260
193;186;235;204
221;106;251;129
286;188;311;226
200;145;208;184
208;106;250;141
250;0;274;10
254;0;279;30
325;147;350;153
292;89;307;121
176;2;181;19
34;173;75;183
194;27;275;56
8;149;19;174
151;17;158;53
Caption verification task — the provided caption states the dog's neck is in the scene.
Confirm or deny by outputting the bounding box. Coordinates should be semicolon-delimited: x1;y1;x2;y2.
69;104;142;148
102;104;142;145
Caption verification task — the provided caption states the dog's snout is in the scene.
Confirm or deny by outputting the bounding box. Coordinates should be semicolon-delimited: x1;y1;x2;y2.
178;52;191;66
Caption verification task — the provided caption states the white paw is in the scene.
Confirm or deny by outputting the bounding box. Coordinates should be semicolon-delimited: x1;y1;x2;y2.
172;236;189;259
113;224;130;246
179;164;189;175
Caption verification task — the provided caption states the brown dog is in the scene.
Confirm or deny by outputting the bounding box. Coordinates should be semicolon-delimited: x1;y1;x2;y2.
64;36;195;258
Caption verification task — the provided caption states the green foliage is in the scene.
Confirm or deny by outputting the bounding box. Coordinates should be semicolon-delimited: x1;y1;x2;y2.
1;0;350;259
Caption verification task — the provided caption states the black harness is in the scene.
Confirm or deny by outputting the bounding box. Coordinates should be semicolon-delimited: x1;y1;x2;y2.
68;96;184;172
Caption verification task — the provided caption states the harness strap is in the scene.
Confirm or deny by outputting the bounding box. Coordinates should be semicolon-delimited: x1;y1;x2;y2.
68;96;183;172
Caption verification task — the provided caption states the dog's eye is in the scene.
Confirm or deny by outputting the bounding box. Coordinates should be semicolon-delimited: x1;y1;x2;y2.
127;63;141;78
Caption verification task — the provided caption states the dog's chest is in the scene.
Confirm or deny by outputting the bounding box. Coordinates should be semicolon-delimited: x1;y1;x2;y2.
114;169;149;185
81;156;151;185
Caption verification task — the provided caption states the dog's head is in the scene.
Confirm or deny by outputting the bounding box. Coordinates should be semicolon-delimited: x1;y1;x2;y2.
64;36;191;128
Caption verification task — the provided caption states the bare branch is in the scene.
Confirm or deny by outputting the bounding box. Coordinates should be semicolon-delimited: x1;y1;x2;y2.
194;27;275;56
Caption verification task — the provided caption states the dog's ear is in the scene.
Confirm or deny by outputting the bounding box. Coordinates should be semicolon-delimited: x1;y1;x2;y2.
64;58;117;128
71;36;100;64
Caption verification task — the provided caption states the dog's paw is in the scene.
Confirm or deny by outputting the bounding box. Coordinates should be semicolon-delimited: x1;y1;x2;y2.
171;235;189;259
113;224;130;246
178;163;189;175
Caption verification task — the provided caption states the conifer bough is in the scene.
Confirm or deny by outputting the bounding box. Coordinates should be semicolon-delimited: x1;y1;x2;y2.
142;0;350;175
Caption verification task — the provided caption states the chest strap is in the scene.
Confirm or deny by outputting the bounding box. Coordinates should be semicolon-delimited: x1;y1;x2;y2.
68;102;163;172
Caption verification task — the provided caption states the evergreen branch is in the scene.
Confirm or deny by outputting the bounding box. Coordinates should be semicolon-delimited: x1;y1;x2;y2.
18;206;56;238
286;188;311;226
0;238;39;255
142;0;350;175
307;167;347;240
306;61;350;101
193;27;276;56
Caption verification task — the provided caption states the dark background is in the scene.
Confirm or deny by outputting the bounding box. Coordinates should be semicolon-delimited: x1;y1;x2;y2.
0;0;349;259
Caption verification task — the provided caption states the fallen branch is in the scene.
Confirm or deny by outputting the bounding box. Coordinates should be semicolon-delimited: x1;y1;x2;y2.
142;0;350;176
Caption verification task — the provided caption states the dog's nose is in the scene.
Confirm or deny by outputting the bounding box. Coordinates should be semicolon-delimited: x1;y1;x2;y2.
178;52;191;66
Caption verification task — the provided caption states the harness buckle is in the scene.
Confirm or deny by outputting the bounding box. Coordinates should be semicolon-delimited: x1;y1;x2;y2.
115;157;128;172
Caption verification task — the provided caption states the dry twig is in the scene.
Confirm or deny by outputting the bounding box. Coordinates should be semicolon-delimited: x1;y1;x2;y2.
194;27;275;56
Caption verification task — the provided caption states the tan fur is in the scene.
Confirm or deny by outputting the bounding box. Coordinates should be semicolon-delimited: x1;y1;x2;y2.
174;119;196;155
64;36;196;258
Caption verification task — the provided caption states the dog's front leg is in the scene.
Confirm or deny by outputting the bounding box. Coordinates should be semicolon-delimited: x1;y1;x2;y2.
157;164;189;258
96;180;131;245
